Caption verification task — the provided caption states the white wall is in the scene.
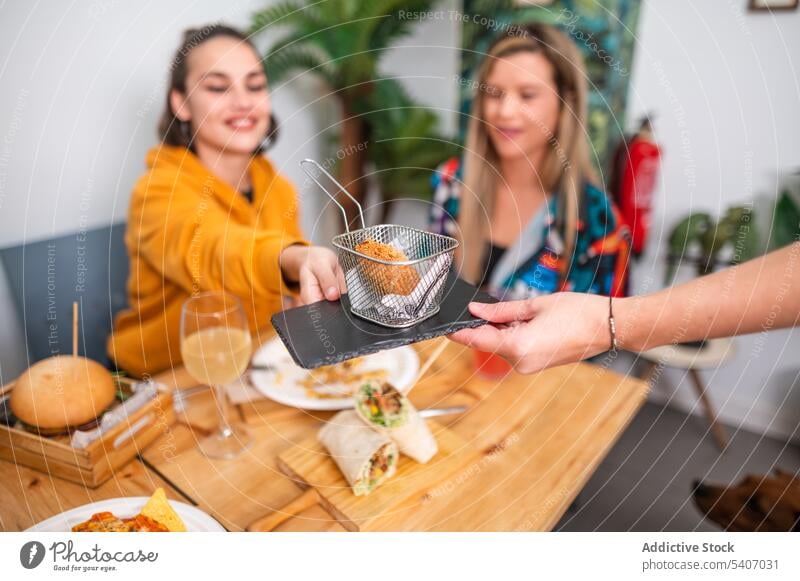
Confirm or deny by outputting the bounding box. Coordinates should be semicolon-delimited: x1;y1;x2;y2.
624;1;800;442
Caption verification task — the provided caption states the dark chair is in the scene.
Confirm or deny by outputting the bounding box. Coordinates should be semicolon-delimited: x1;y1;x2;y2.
0;223;129;368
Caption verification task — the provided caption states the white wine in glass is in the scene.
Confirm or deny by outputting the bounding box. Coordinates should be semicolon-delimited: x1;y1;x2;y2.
180;291;253;459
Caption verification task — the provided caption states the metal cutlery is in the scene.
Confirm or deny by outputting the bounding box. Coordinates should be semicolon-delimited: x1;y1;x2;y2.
172;383;467;418
418;405;468;418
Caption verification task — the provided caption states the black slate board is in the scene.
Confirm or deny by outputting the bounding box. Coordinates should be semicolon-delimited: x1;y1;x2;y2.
271;273;496;369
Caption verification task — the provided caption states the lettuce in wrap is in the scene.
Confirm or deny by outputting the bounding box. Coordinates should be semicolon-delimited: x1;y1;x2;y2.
354;381;438;464
318;410;398;496
354;381;409;428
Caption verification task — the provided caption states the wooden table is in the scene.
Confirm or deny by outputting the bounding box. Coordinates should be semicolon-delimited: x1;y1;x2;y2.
0;340;648;531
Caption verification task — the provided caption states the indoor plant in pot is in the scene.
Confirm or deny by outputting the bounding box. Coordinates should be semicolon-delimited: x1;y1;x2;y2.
251;0;456;226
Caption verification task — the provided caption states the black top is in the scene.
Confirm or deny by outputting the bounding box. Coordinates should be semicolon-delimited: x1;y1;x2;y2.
479;242;507;288
241;189;253;203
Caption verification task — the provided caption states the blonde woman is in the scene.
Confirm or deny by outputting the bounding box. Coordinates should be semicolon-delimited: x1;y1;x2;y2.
430;23;629;298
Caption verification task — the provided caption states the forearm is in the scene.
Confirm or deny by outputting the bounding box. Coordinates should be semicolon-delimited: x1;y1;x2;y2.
616;242;800;351
136;190;307;299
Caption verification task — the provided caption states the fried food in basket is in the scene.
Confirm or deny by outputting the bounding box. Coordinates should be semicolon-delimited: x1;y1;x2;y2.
355;239;420;296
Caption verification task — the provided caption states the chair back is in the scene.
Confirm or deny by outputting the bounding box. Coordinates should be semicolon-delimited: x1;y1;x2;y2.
0;223;129;368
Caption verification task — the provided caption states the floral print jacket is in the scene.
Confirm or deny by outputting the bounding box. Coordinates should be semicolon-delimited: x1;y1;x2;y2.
429;157;630;299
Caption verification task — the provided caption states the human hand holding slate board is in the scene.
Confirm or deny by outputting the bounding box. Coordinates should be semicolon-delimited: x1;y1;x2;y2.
270;271;495;369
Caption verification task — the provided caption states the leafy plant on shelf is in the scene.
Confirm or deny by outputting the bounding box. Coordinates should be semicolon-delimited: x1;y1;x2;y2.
251;0;457;226
665;207;760;285
360;78;457;209
772;187;800;250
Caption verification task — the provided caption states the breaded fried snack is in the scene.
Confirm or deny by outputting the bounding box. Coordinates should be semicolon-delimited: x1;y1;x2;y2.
354;239;420;296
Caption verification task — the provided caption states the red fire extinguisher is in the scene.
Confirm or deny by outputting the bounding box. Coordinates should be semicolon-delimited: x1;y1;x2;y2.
610;116;661;258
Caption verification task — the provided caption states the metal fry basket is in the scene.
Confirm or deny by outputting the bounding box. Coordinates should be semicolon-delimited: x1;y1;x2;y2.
301;159;459;328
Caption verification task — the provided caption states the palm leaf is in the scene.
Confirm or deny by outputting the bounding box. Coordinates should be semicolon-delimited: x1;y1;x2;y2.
367;100;457;200
356;76;416;115
252;0;456;204
462;0;515;48
264;43;335;86
367;3;432;52
264;29;330;65
353;0;435;52
373;140;458;200
251;0;309;32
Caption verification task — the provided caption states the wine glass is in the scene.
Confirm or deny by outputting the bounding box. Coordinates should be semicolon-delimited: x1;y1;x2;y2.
180;291;253;459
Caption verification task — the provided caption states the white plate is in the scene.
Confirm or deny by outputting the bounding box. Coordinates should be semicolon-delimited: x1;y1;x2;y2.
26;497;225;532
249;338;419;411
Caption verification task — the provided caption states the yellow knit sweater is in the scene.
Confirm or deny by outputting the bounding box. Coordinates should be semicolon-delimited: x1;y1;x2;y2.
108;145;306;377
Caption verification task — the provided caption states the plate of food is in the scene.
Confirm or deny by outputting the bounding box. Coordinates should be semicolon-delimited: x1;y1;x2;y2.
26;488;224;532
248;337;419;411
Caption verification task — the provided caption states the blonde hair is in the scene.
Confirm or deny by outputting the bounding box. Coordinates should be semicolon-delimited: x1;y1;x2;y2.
458;23;596;283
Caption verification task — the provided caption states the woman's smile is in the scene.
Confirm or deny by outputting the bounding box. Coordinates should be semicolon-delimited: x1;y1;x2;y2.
493;126;525;140
223;114;259;132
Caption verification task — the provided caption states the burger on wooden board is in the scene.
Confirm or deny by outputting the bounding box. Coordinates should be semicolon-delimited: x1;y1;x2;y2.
9;355;117;436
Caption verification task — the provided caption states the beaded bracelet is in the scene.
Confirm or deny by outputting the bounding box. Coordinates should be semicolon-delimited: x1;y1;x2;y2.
608;295;619;353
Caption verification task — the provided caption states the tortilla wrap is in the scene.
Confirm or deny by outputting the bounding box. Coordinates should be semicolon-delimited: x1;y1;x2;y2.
354;382;438;464
318;410;398;496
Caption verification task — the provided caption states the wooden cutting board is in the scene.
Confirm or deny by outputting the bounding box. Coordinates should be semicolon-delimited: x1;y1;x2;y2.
277;420;475;531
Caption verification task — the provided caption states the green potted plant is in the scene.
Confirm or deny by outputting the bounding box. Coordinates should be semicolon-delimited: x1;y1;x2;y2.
664;206;760;350
251;0;456;225
665;206;760;284
772;178;800;250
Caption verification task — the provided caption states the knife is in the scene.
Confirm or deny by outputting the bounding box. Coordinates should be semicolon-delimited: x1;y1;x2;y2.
249;363;277;372
419;405;468;418
173;384;467;417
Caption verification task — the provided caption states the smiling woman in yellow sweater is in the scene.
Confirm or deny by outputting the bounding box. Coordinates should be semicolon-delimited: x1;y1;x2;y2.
108;25;343;377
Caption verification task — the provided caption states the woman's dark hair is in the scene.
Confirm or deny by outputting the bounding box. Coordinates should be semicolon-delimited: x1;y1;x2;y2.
158;23;279;152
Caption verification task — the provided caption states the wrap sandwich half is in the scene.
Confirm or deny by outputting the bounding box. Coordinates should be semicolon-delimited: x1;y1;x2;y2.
354;381;438;464
318;410;398;496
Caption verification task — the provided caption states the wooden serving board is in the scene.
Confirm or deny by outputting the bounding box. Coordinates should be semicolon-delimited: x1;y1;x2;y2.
278;420;476;531
0;380;174;488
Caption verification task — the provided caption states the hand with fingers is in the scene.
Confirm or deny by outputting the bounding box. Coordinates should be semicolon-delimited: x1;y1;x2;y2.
448;292;612;374
449;244;800;374
279;244;347;305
